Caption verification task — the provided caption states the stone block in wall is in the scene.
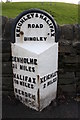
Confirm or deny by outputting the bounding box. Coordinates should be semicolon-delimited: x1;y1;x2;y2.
59;43;76;54
58;68;65;74
58;84;76;96
2;76;13;91
0;16;8;37
75;72;80;78
72;41;80;50
2;16;8;35
2;53;11;62
76;55;80;63
2;40;11;53
77;79;80;85
58;62;64;69
59;39;72;46
60;24;74;40
64;55;79;64
2;91;14;99
59;72;75;79
2;65;13;91
0;16;2;37
0;53;2;63
58;58;65;68
3;18;14;40
0;76;1;91
77;86;80;95
76;78;80;94
58;78;77;85
2;62;13;74
58;72;77;85
63;64;80;72
73;24;80;40
77;85;80;93
2;73;13;78
0;43;1;54
58;53;65;64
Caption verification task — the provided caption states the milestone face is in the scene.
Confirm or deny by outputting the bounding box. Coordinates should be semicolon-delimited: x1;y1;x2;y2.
15;9;56;43
11;9;58;111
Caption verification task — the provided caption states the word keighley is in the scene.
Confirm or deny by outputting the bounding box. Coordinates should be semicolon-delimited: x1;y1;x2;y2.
16;13;55;38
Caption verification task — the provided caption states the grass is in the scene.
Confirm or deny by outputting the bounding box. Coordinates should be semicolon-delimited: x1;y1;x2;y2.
2;2;78;25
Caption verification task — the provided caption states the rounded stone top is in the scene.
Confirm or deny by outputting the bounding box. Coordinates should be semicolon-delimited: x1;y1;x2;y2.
11;9;58;43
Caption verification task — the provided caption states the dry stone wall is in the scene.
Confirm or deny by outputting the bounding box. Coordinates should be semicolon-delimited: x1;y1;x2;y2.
1;16;80;97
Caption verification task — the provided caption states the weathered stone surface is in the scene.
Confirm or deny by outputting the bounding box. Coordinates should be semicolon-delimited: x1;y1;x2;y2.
2;91;14;97
2;74;12;78
58;72;77;85
59;72;75;79
75;72;80;77
2;62;13;74
59;39;72;46
0;16;8;37
2;16;8;33
64;55;79;64
2;76;13;91
63;64;80;72
2;40;11;53
60;24;74;40
2;53;11;62
0;41;2;53
0;16;2;26
0;77;2;91
3;18;14;40
72;41;80;50
0;16;2;37
58;78;77;85
76;80;80;93
73;24;80;40
59;44;76;54
58;84;76;95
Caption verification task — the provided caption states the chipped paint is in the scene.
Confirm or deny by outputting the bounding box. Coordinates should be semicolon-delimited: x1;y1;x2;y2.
37;75;40;85
20;31;24;35
20;31;24;43
37;88;40;111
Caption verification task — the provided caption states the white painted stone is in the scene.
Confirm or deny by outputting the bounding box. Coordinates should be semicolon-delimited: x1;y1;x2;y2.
11;9;58;111
11;42;58;111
